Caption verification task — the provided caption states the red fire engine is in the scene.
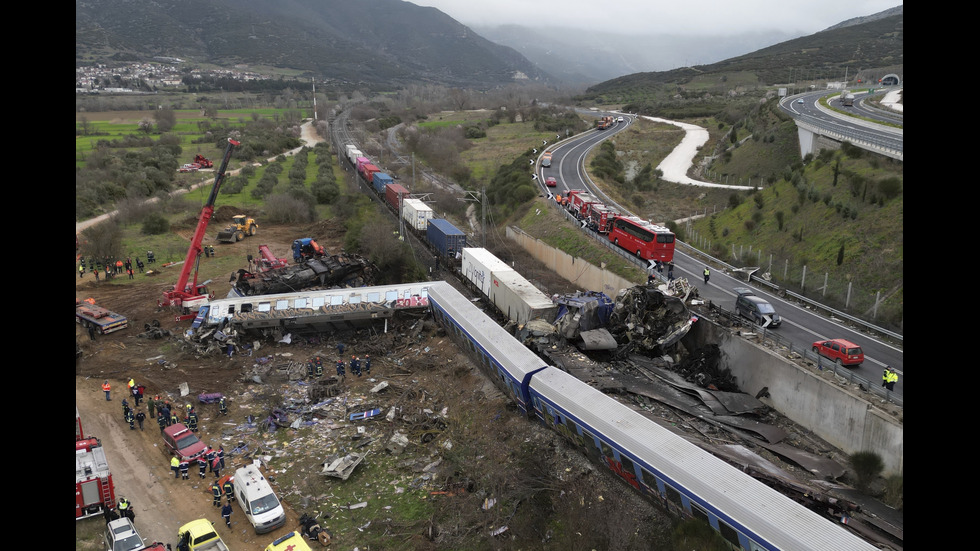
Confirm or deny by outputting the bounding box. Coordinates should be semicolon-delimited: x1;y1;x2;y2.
76;408;116;519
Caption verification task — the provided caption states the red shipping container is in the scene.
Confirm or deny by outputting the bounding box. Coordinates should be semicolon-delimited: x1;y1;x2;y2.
385;183;410;212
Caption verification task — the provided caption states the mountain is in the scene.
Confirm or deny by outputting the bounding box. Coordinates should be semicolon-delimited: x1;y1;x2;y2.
75;0;549;88
471;25;797;86
583;7;902;101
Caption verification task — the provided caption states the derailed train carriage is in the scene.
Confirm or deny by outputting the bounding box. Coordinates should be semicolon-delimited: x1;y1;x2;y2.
426;281;875;551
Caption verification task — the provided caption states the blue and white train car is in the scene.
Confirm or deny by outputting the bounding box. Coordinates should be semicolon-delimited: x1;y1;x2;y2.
426;280;876;551
427;281;548;414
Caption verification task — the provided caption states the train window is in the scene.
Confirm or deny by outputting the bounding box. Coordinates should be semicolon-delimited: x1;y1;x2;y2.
367;292;381;302
240;303;252;313
717;521;741;548
258;302;271;313
386;290;398;302
225;305;236;315
599;440;613;458
619;454;635;477
690;503;710;525
580;429;600;461
349;295;362;304
665;485;683;508
312;297;325;308
330;296;343;306
294;298;307;309
276;299;289;310
639;466;658;495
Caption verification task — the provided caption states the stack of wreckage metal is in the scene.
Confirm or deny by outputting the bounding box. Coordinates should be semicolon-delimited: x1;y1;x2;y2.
234;252;378;296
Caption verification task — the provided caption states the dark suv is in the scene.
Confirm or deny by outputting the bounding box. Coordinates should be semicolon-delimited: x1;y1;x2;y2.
733;288;781;328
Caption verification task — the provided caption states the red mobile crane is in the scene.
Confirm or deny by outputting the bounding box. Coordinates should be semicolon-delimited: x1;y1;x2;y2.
160;138;239;320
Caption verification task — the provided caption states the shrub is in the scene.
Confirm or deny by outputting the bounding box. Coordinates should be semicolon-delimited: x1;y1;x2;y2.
849;451;884;492
141;213;170;235
878;177;902;200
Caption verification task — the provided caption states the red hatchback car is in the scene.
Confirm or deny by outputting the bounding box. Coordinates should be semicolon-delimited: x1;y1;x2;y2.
811;339;864;367
545;177;557;187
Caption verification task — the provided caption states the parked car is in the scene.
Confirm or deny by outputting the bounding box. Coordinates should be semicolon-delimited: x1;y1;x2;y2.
812;338;864;367
162;423;209;463
104;518;144;551
733;287;781;328
545;176;557;187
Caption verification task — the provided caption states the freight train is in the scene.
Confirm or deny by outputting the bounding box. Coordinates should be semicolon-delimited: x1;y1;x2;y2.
343;144;466;264
342;143;559;327
426;281;875;551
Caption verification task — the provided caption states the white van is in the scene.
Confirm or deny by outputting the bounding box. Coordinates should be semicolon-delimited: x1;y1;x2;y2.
234;464;287;534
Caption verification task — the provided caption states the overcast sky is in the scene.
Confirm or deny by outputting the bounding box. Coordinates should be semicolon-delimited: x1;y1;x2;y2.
410;1;901;36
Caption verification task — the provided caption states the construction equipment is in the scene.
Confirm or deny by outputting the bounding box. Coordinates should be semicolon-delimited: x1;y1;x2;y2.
256;244;289;272
193;154;214;168
292;238;325;261
160;137;240;319
216;214;258;243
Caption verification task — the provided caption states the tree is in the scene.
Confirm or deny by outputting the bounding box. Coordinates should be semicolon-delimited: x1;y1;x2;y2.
837;242;845;266
154;108;177;133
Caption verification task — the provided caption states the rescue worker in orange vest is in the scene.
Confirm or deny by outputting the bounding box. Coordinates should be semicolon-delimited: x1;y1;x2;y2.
102;380;112;401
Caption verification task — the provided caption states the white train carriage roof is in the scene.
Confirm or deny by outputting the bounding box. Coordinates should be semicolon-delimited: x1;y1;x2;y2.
428;281;546;381
529;368;875;551
202;283;431;327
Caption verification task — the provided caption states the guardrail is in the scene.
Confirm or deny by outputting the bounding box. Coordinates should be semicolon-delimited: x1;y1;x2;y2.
712;307;903;408
674;240;902;344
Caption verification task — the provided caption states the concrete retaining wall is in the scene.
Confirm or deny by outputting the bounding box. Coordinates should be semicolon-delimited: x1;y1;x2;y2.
687;319;904;476
506;226;637;297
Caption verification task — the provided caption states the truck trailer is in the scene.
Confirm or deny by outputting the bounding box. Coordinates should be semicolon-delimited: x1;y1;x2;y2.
76;298;128;335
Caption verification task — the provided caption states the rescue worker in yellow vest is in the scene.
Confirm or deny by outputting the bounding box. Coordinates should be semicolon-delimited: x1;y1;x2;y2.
703;267;710;285
211;481;223;508
117;497;134;521
883;367;897;391
171;455;180;479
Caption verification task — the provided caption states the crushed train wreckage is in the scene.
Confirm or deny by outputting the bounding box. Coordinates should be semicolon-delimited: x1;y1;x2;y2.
233;251;378;296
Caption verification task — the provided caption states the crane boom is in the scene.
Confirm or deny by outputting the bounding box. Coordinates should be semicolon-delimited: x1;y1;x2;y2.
161;137;240;313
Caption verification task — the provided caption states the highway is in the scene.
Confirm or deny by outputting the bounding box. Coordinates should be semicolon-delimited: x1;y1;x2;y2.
537;111;904;399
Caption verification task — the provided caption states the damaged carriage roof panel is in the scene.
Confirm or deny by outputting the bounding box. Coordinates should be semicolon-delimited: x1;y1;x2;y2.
197;283;434;330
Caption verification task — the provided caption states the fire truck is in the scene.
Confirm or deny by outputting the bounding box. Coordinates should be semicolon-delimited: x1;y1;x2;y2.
76;408;116;519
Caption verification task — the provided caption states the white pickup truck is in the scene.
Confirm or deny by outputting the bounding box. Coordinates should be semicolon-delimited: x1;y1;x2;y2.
177;519;230;551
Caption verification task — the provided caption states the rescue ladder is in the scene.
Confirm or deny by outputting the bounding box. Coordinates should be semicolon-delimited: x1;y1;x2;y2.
100;476;113;508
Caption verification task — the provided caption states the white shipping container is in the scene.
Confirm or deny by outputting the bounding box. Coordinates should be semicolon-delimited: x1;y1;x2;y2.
347;148;363;164
487;270;557;325
461;248;513;297
401;198;434;232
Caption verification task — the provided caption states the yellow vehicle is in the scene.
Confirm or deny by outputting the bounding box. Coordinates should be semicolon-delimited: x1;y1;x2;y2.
265;531;313;551
177;519;229;551
217;214;258;243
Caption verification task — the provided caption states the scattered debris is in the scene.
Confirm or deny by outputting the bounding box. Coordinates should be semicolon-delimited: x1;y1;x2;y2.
321;453;366;480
